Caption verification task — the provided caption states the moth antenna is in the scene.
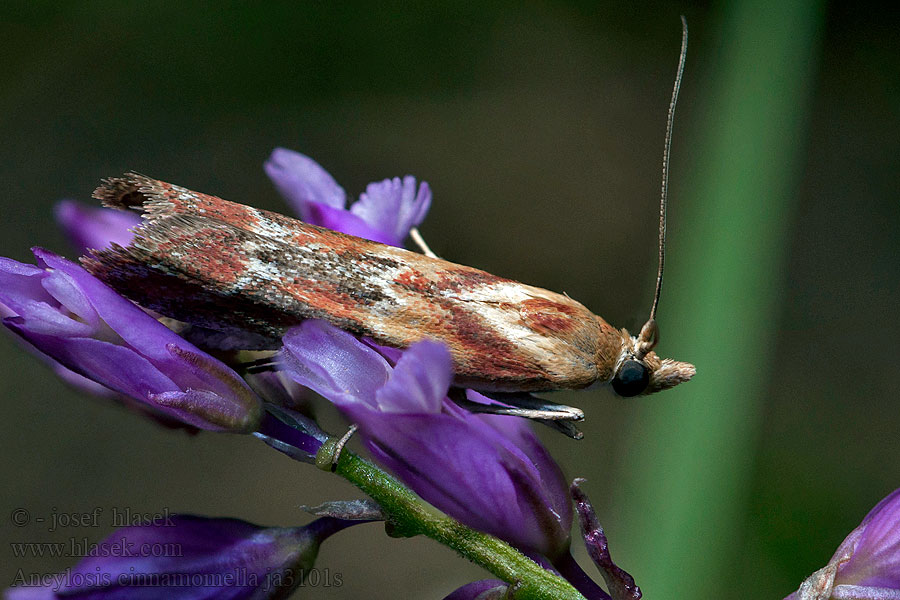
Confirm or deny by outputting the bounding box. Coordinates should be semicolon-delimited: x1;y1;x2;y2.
637;15;687;359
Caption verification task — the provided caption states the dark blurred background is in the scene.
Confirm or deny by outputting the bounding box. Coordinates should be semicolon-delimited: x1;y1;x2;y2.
0;2;897;599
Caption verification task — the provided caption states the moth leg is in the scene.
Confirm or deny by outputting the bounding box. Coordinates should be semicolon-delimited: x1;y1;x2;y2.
448;389;585;440
479;390;585;421
409;227;439;258
238;355;279;374
536;419;584;440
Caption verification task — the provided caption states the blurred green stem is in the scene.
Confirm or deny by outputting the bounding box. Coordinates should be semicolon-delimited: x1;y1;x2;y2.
617;2;824;599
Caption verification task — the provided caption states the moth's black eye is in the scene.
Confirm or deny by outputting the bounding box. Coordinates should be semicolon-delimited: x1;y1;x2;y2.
611;359;650;397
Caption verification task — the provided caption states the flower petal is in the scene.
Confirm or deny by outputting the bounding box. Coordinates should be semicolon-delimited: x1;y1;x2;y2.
0;257;95;337
55;200;141;254
350;176;432;246
264;148;432;247
280;321;390;407
0;257;51;308
837;488;900;588
264;148;347;221
39;266;101;330
305;202;399;245
374;340;452;413
571;479;640;600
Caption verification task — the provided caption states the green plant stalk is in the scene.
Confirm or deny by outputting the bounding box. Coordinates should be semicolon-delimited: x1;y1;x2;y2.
616;1;824;599
317;439;586;600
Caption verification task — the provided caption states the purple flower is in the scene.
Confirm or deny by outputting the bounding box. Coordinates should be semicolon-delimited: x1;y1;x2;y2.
265;147;431;246
5;515;355;599
787;488;900;600
279;320;572;558
55;200;142;254
0;249;261;432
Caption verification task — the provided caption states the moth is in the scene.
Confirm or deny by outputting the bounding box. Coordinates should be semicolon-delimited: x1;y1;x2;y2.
85;173;693;397
83;22;695;427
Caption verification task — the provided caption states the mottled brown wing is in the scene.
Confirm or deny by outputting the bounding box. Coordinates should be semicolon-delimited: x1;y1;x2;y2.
85;175;619;391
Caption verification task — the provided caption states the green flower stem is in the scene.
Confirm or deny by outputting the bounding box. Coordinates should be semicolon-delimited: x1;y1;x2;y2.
318;440;586;600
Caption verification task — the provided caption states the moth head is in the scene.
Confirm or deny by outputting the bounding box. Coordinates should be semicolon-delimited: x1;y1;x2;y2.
611;319;695;397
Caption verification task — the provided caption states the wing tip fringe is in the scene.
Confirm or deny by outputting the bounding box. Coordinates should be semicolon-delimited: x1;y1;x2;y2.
92;172;159;210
